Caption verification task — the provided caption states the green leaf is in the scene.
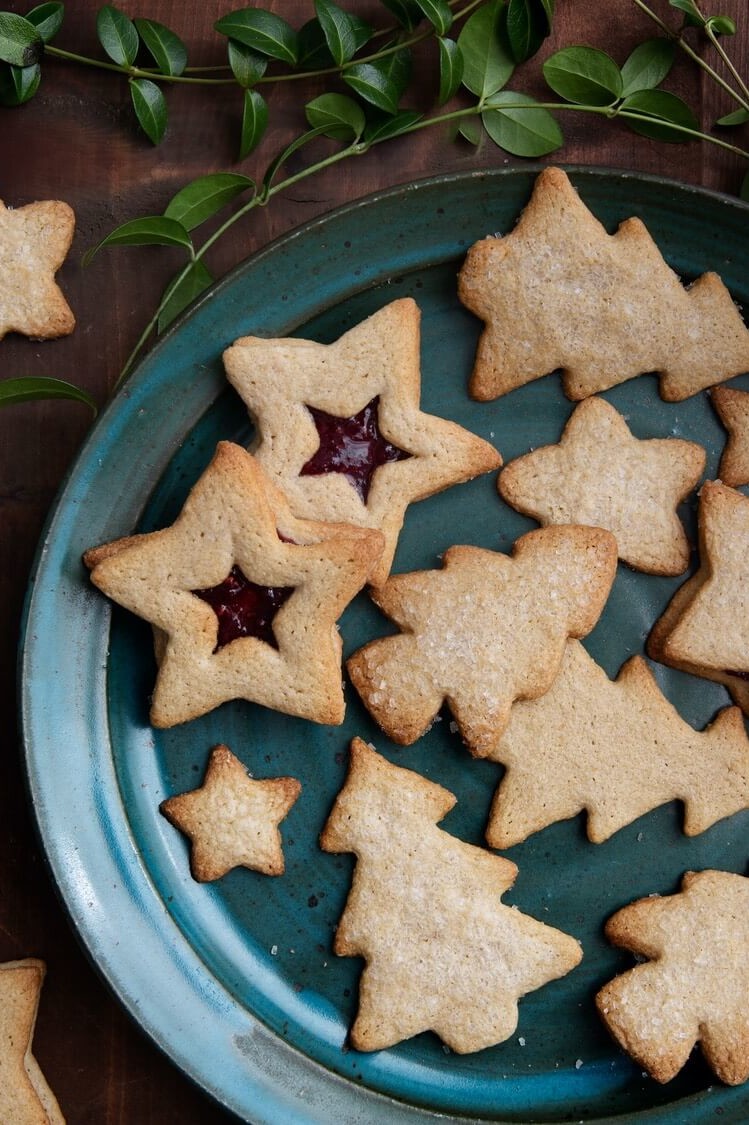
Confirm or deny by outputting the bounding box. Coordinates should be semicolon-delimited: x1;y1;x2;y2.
414;0;452;36
437;36;463;104
164;173;254;231
483;90;563;155
297;18;333;67
668;0;705;26
214;9;298;66
0;12;42;67
305;92;366;140
459;115;483;144
379;0;422;31
538;0;554;32
458;1;514;100
96;5;138;66
83;216;192;265
0;60;40;105
314;0;357;65
262;125;332;194
349;14;373;52
133;18;187;77
717;106;749;126
621;89;699;142
707;14;736;35
543;46;622;105
363;108;422;143
238;87;268;158
227;40;267;87
25;2;64;44
343;52;411;115
741;169;749;202
504;0;548;64
0;376;96;413
620;38;675;96
130;77;167;144
158;260;213;333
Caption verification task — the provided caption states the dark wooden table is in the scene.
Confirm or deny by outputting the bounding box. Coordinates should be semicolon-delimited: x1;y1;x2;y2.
2;1;747;1121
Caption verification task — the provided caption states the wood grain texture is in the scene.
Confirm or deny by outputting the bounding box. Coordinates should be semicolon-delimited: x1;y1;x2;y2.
0;1;746;1120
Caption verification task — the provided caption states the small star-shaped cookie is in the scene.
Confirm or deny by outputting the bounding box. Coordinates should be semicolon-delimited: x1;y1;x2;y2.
347;526;617;755
597;870;749;1085
223;298;501;586
712;385;749;487
0;199;75;341
0;959;64;1124
499;397;705;574
161;744;301;880
458;166;749;402
84;441;384;728
648;481;749;711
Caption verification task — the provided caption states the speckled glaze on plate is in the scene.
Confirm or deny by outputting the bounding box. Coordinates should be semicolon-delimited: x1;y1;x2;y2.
20;167;749;1124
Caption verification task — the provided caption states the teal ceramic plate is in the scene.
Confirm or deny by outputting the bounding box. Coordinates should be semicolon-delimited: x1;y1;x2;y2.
20;167;749;1123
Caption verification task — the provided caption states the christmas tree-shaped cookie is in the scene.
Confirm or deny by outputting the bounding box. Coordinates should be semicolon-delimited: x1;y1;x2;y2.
458;167;749;403
486;640;749;847
321;740;582;1053
597;870;749;1085
347;526;617;755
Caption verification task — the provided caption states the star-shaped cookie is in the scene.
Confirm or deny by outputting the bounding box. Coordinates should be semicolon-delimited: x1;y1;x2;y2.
597;870;749;1085
84;441;384;727
161;744;301;880
499;397;705;574
320;739;582;1053
0;959;64;1124
347;526;617;755
458;166;749;402
0;199;75;341
648;480;749;711
486;640;749;847
712;385;749;487
223;298;502;586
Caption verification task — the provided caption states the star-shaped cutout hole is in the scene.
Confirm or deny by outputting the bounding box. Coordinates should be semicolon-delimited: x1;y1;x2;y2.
161;744;301;880
0;198;75;340
301;395;411;503
0;959;64;1124
194;564;294;651
499;396;705;575
223;298;501;585
84;441;384;728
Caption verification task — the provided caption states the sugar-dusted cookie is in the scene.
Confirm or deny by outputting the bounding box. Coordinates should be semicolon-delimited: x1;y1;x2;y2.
712;385;749;487
320;739;582;1053
596;870;749;1085
485;640;749;847
84;441;384;728
223;298;502;586
0;199;75;341
347;526;617;755
161;744;300;880
648;481;749;712
458;167;749;403
0;959;65;1124
499;397;704;575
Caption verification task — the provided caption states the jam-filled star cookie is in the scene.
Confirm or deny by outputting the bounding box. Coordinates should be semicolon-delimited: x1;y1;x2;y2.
0;198;75;341
84;441;384;728
223;298;501;586
347;526;617;756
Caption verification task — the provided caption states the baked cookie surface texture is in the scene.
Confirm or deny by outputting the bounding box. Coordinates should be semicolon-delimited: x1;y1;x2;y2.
0;199;75;341
0;959;65;1124
486;640;749;847
499;396;705;575
160;744;300;880
223;298;502;586
597;870;749;1085
347;526;617;755
458;167;749;403
320;740;582;1053
712;385;749;487
84;441;384;727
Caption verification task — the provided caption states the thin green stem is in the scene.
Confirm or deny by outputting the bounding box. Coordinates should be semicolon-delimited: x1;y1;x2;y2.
705;25;749;106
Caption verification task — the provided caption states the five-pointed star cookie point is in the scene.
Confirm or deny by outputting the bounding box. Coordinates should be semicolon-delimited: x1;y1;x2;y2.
0;198;76;341
0;959;65;1125
161;744;301;880
84;441;384;727
499;396;705;575
222;298;501;585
